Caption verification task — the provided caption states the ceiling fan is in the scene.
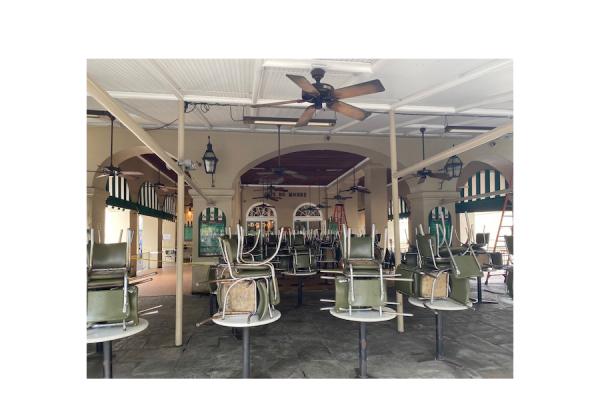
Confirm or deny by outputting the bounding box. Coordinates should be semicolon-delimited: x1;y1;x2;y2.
87;112;143;179
254;184;288;194
341;168;370;194
252;184;284;202
151;168;176;193
315;183;330;210
255;125;307;182
251;68;385;127
402;127;451;184
326;178;352;202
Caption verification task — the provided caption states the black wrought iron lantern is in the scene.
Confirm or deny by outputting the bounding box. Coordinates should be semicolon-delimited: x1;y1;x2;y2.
443;153;463;178
202;136;218;186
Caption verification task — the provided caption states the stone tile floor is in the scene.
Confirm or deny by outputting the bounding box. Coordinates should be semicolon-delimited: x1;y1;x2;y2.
87;278;512;379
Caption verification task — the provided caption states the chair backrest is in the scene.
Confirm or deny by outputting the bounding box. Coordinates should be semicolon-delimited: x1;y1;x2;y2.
476;233;490;245
490;252;504;265
219;236;237;266
349;236;373;259
294;250;312;270
293;234;305;247
505;235;513;255
451;254;483;278
416;234;436;259
91;242;128;270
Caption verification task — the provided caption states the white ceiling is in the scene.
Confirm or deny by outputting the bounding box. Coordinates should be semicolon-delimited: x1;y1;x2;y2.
87;58;513;137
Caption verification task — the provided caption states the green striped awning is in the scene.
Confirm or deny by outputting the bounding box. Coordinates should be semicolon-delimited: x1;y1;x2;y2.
388;197;410;220
456;169;511;213
428;206;452;242
136;182;174;220
105;176;137;211
138;182;159;210
163;195;176;215
200;207;225;223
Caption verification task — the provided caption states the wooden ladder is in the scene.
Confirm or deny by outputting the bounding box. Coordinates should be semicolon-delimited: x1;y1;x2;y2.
332;203;347;228
492;194;513;264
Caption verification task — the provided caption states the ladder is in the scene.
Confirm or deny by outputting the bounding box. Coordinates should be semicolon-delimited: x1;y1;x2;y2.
332;203;347;229
492;194;513;264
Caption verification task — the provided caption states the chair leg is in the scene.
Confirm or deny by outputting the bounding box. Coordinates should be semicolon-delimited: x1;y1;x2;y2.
484;270;491;285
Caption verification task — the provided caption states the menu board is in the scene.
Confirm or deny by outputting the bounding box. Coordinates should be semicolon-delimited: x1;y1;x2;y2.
198;207;226;256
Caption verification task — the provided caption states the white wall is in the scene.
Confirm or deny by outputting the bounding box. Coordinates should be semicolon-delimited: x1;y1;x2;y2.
104;207;130;244
139;215;159;270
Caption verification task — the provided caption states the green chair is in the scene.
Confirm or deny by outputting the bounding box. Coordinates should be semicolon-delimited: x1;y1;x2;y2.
87;229;139;330
215;226;283;320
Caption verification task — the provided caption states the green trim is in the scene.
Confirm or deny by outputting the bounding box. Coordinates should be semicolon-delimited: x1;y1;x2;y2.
455;196;512;213
106;196;137;211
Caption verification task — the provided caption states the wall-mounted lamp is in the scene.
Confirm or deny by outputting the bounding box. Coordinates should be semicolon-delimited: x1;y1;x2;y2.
202;136;218;187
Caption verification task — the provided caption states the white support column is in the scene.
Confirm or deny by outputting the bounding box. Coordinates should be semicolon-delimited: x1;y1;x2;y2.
389;111;404;332
175;99;185;347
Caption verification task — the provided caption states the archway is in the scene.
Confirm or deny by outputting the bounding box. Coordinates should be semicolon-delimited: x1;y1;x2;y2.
245;202;277;236
293;203;323;233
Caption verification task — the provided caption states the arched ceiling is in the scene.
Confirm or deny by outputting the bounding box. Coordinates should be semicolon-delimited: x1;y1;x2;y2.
240;150;365;186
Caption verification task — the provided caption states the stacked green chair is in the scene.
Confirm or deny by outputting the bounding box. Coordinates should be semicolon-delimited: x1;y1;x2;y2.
87;229;139;330
215;225;283;321
336;225;387;314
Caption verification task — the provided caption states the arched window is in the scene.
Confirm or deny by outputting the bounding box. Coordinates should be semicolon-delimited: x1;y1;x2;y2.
246;203;277;235
293;203;323;233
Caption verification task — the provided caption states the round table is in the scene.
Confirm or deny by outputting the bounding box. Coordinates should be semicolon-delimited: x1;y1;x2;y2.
408;297;469;360
282;271;317;306
329;307;396;378
87;318;149;378
212;310;281;378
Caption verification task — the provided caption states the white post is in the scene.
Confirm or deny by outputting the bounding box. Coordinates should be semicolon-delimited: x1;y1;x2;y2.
175;99;185;346
389;110;405;332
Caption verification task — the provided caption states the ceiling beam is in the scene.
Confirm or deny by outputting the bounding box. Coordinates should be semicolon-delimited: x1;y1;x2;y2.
390;59;512;109
327;157;371;187
249;59;265;129
87;76;207;201
262;59;373;74
136;155;178;185
143;60;213;129
392;122;513;181
117;99;166;125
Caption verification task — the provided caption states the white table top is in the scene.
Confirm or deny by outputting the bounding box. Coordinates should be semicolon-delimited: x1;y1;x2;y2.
330;307;396;322
408;297;470;311
282;271;318;277
212;309;281;328
87;318;148;343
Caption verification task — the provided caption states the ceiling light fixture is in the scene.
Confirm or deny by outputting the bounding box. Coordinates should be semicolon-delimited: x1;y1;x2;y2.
243;116;336;127
444;125;496;134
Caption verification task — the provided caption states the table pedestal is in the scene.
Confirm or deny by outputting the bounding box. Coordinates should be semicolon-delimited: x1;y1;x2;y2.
212;310;281;379
435;311;443;360
102;341;112;378
472;276;498;305
87;318;148;379
242;327;250;378
358;322;368;378
329;307;395;379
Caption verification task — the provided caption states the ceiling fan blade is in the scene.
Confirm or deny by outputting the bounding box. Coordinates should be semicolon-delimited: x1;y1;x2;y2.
286;75;319;95
430;172;452;180
417;176;426;184
95;174;109;179
333;79;385;99
327;101;370;121
251;99;305;108
256;171;275;176
295;105;316;127
120;171;144;176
